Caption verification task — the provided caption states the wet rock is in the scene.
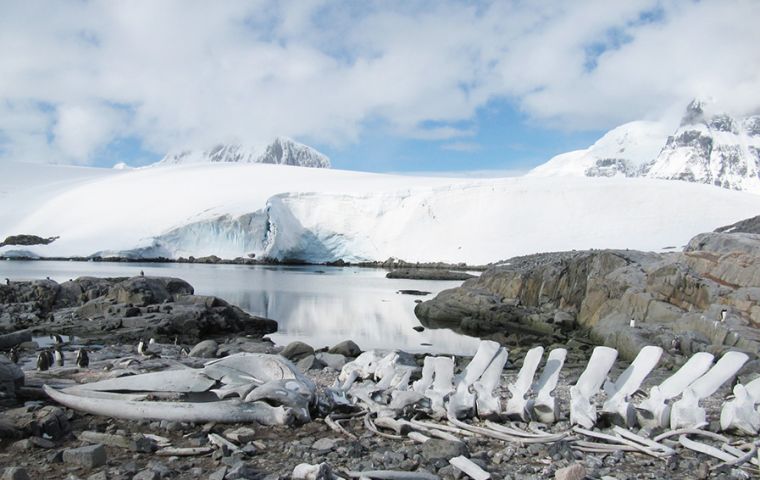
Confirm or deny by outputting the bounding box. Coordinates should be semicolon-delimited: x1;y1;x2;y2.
1;467;30;480
62;444;107;469
132;470;160;480
328;340;361;357
311;437;339;453
296;355;325;372
224;427;256;444
421;439;469;461
188;339;218;358
555;463;586;480
225;463;260;480
86;472;107;480
280;341;314;361
209;467;227;480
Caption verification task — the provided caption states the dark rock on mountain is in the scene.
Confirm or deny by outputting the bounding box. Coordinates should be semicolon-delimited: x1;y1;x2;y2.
386;269;476;280
715;215;760;234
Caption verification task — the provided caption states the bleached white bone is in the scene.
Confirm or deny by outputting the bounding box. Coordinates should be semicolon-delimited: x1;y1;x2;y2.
449;341;501;418
339;351;384;382
244;379;313;422
530;348;567;423
424;356;455;417
569;346;618;428
388;390;427;411
635;351;714;428
44;385;295;425
473;347;508;418
449;455;491;480
76;368;216;393
601;345;662;426
412;356;435;393
505;346;544;420
720;377;760;435
670;351;749;429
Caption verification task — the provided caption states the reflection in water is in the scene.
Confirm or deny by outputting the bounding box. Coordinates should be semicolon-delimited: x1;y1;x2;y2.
1;260;481;355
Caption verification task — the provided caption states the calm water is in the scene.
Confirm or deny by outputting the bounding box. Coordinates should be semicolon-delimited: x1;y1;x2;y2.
1;260;481;355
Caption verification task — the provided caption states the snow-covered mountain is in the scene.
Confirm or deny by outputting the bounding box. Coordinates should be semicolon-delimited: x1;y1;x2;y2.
155;137;331;168
642;101;760;191
528;121;670;178
1;161;759;264
528;101;760;194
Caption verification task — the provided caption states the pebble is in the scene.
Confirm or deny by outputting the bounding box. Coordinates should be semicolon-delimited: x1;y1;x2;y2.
62;444;107;469
132;470;159;480
1;467;30;480
224;427;257;444
421;439;469;461
311;437;340;452
555;462;586;480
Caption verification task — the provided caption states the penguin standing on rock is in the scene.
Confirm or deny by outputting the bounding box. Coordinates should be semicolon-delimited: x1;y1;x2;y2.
37;351;50;371
75;349;89;368
8;347;19;364
4;278;9;285
54;347;64;367
137;338;147;356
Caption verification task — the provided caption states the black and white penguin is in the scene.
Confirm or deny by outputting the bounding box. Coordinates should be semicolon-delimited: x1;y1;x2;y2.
8;347;19;364
4;278;9;285
629;317;636;328
45;348;55;366
75;348;89;368
137;338;147;356
54;347;64;367
37;351;50;371
671;336;681;353
140;270;144;277
720;309;728;323
50;334;63;344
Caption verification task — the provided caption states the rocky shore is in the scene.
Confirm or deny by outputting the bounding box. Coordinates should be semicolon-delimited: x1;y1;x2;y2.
415;216;760;363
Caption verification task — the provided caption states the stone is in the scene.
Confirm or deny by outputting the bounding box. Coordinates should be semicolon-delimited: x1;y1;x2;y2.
296;355;325;372
315;352;347;370
188;339;218;358
131;470;159;480
62;444;107;469
208;467;227;480
421;439;469;461
224;427;256;444
35;406;70;440
1;467;30;480
0;356;24;398
29;436;56;449
555;463;586;480
280;341;314;361
8;439;33;452
328;340;361;357
311;437;340;453
86;472;107;480
225;463;260;480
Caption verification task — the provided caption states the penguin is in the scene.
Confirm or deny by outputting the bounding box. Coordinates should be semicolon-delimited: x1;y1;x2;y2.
140;270;144;277
720;309;728;323
148;338;156;345
137;338;147;356
8;347;19;364
629;317;636;328
46;276;51;281
75;348;89;368
54;347;64;367
50;334;63;344
45;348;55;366
671;336;681;353
4;278;9;285
37;351;50;371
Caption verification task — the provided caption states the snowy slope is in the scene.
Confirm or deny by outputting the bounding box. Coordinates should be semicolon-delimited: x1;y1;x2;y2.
155;137;331;168
528;121;670;178
1;161;759;264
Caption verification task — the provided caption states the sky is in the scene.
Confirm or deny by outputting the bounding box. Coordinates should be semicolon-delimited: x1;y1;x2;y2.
0;0;759;173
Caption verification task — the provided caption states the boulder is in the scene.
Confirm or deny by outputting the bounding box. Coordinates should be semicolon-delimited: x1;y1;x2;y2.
106;276;194;306
280;341;314;361
188;339;218;358
0;357;24;399
328;340;361;357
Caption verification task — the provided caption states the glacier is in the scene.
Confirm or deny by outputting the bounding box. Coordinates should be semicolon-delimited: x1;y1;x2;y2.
2;161;760;265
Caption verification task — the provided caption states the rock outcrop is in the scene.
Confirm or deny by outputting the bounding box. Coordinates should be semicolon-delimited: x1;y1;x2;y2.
0;276;277;344
416;225;760;360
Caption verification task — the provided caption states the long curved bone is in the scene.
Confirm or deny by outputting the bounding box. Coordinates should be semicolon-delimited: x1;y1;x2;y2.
75;368;216;393
530;348;567;423
635;352;714;428
570;346;618;428
602;345;662;426
473;347;508;418
720;377;760;435
505;346;544;421
244;379;314;422
670;351;749;429
44;385;294;425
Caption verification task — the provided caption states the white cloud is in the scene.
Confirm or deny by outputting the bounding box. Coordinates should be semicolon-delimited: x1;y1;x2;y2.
0;0;758;164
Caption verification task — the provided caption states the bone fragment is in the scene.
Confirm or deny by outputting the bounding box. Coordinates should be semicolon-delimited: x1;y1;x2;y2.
572;426;669;458
343;470;439;480
670;351;749;429
505;346;543;421
407;431;430;443
611;426;675;455
720;377;760;435
679;435;739;462
208;432;240;452
75;368;216;393
449;455;491;480
424;356;455;417
155;446;214;456
412;356;436;393
531;348;567;424
602;346;662;426
292;463;340;480
569;346;618;428
365;413;403;440
326;414;358;440
636;352;714;428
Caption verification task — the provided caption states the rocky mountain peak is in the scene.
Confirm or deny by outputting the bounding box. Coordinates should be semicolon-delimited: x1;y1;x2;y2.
156;138;331;168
